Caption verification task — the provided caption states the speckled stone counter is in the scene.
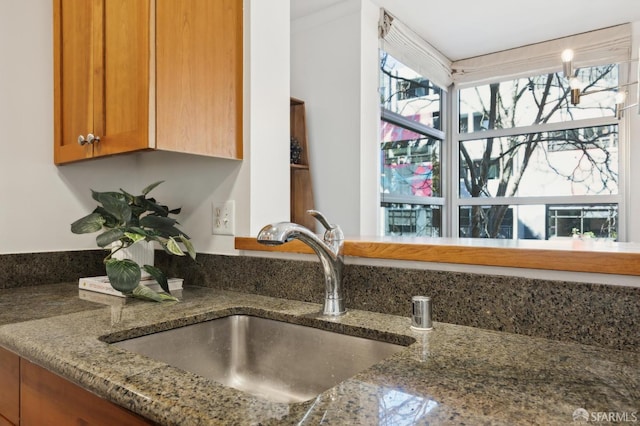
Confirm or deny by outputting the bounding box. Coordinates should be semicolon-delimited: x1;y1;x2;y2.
0;283;638;425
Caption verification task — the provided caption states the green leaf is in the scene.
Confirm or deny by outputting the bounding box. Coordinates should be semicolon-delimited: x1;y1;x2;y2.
140;215;177;229
132;284;178;302
125;226;150;238
119;188;136;204
105;258;141;293
93;191;132;223
142;265;169;293
96;228;125;248
93;206;119;228
142;199;170;217
177;229;190;240
141;181;164;196
154;225;187;239
91;190;125;204
71;213;105;234
132;194;146;206
165;237;185;256
129;205;146;221
179;235;197;260
124;232;146;243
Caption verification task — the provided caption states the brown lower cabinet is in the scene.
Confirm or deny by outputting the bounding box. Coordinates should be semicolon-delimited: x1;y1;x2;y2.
0;346;154;426
0;415;15;426
0;347;19;425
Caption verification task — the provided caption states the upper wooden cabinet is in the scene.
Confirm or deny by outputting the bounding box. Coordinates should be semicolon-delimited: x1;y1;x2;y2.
53;0;243;165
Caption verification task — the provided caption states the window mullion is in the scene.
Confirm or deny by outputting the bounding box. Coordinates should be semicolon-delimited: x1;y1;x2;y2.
446;83;458;238
460;194;622;206
458;116;618;142
381;108;445;140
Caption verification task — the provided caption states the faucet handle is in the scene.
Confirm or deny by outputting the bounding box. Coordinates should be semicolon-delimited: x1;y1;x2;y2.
307;210;344;241
307;210;333;230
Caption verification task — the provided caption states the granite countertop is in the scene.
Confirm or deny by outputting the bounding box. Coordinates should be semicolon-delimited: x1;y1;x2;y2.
0;283;638;425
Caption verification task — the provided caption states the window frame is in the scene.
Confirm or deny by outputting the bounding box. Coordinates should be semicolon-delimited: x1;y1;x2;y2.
378;50;630;241
448;66;629;240
379;52;449;237
379;107;447;236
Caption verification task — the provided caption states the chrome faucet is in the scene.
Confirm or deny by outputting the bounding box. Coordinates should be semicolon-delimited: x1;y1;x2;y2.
257;210;345;316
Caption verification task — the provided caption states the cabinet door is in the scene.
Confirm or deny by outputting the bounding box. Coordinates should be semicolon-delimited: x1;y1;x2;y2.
156;0;243;159
53;0;97;164
20;359;154;426
92;0;150;158
53;0;150;164
0;347;19;426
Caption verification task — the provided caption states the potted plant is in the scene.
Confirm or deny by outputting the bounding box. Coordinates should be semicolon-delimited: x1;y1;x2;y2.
71;181;195;302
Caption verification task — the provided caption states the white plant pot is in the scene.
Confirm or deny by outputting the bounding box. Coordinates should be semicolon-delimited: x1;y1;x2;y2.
111;240;155;278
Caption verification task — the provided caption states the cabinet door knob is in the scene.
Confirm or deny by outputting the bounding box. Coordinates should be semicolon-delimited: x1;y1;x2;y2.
78;134;101;145
87;133;100;144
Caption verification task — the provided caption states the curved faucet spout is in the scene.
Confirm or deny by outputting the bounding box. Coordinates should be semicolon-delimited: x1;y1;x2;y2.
257;212;345;316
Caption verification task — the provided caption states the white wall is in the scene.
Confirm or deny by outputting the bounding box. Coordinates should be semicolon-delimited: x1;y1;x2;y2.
0;0;290;255
290;0;379;236
358;2;383;236
245;1;291;235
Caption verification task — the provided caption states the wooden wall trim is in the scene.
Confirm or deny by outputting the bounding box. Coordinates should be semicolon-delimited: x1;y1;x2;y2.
235;237;640;276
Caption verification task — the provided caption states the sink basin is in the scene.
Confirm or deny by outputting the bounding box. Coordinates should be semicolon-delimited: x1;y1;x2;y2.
113;314;406;403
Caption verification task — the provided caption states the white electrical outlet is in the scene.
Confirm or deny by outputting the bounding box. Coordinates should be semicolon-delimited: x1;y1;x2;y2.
212;200;235;236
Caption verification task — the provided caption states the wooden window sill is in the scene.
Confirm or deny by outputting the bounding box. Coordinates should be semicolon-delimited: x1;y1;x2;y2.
235;236;640;276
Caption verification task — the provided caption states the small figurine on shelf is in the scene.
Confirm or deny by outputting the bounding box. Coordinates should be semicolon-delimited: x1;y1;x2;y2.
290;137;303;164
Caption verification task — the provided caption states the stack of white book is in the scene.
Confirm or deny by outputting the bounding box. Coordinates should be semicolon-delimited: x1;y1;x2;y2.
78;275;183;298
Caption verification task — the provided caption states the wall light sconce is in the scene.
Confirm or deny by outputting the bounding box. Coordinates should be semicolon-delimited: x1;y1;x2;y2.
614;91;627;120
561;49;574;78
561;48;639;118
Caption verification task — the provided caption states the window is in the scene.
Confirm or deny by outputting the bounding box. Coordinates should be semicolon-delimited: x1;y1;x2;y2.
458;205;515;238
378;19;629;241
547;204;618;239
379;57;624;241
457;65;620;240
379;52;444;237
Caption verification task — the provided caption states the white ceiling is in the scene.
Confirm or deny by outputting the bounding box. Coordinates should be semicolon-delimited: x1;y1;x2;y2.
291;0;640;61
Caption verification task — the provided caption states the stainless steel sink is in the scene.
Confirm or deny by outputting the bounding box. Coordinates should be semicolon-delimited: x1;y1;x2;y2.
113;314;406;403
